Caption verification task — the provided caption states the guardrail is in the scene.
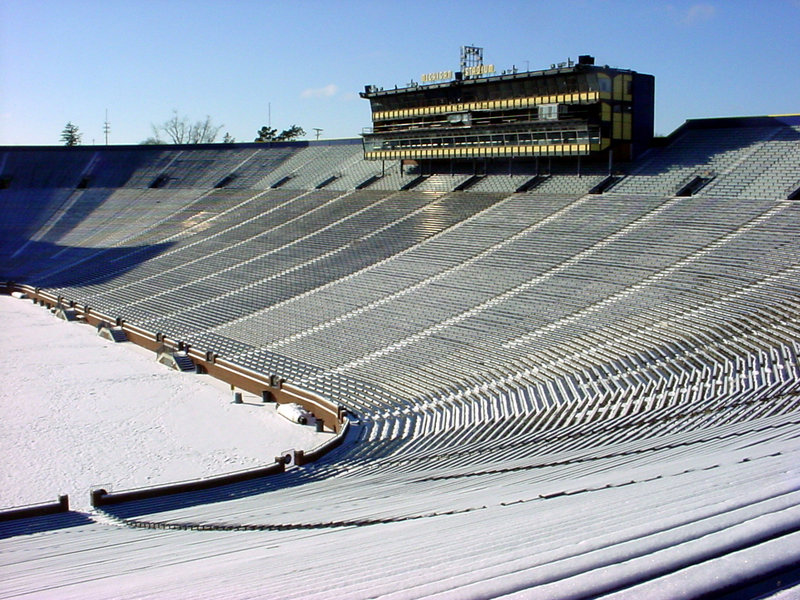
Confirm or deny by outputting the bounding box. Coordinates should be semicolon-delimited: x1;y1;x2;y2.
4;280;354;508
0;495;69;521
4;282;347;433
90;419;349;507
91;463;286;507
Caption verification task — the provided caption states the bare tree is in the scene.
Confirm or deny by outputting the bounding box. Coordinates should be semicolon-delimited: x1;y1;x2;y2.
153;111;186;144
152;111;224;144
189;115;223;143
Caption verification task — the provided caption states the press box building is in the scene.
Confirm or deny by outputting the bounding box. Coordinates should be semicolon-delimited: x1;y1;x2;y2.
361;53;655;167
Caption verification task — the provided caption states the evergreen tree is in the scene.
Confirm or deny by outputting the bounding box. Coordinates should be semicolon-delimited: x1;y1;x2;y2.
60;122;82;146
255;124;305;142
275;125;305;141
254;126;278;142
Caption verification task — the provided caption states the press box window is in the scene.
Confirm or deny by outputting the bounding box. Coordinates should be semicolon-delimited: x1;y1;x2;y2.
538;104;560;121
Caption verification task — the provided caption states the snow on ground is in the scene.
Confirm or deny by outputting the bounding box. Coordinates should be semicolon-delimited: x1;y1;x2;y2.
0;294;332;511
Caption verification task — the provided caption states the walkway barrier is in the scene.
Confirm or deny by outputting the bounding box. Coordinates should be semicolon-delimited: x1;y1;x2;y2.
4;281;352;510
3;282;346;433
90;418;350;508
91;463;286;507
0;495;69;521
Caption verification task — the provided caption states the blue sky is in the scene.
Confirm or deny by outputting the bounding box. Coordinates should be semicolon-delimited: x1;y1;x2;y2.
1;0;798;145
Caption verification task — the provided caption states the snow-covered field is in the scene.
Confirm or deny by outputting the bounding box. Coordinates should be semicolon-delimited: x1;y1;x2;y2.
0;294;331;511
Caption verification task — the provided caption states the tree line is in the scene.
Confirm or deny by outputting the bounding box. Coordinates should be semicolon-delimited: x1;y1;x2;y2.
60;113;305;146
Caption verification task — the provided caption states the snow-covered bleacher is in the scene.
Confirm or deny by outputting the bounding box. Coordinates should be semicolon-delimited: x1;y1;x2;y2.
2;117;800;598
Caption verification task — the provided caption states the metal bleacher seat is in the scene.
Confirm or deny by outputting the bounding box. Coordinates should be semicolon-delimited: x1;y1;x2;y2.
3;134;800;596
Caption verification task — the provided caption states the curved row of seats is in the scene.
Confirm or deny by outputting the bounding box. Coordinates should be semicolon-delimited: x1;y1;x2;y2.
1;134;798;461
2;123;800;597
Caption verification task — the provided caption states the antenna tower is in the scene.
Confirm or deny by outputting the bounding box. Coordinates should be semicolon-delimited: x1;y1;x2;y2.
103;109;110;145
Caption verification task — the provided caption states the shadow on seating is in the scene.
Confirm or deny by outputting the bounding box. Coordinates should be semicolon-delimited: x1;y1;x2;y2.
1;239;174;288
0;511;95;540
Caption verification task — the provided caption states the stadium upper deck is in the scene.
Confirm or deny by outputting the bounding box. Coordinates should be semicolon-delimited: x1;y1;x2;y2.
2;114;800;598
